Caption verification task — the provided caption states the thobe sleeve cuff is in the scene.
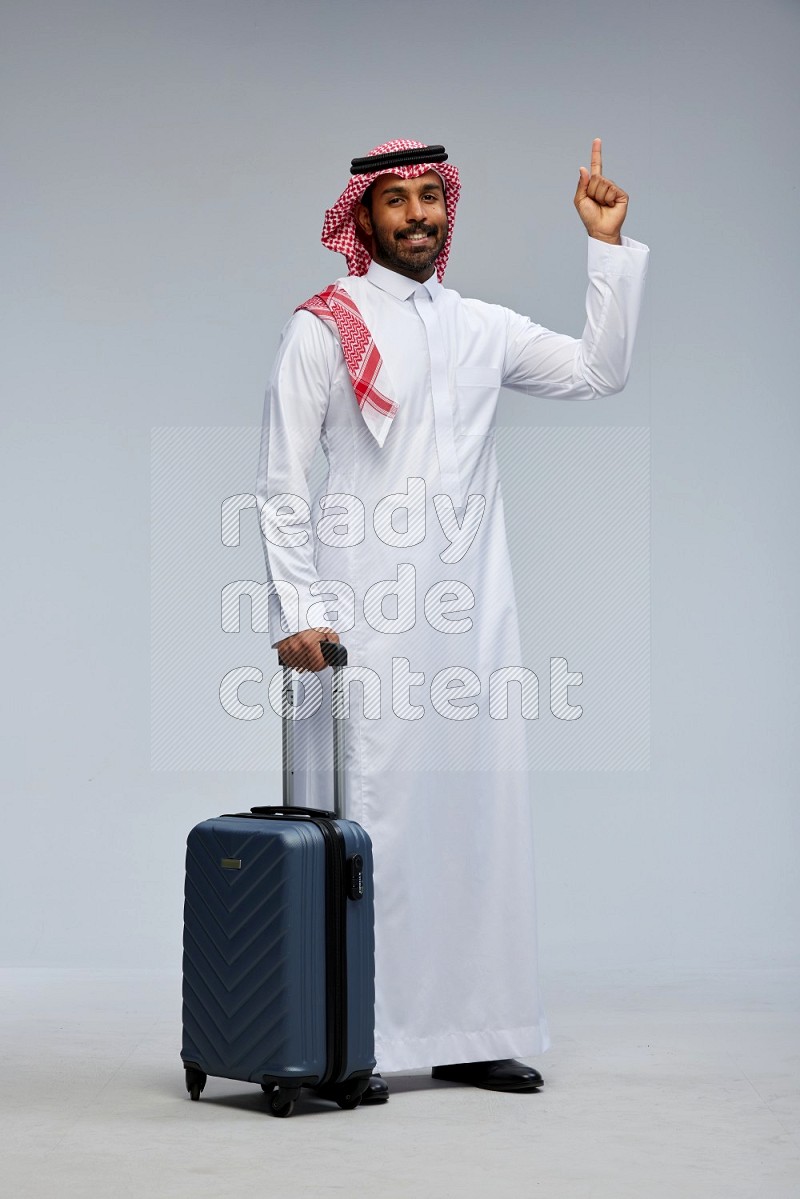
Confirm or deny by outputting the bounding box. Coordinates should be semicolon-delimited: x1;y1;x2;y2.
587;234;650;278
268;580;343;649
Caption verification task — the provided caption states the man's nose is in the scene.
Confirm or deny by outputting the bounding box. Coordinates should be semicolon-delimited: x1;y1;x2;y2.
407;195;425;222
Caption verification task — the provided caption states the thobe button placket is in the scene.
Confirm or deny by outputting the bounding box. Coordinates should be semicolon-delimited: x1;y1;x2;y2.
412;288;462;506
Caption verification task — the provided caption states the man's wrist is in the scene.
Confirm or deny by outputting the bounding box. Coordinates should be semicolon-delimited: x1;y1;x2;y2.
589;231;623;246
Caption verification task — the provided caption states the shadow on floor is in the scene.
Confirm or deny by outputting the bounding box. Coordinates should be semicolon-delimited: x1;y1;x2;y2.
172;1071;445;1118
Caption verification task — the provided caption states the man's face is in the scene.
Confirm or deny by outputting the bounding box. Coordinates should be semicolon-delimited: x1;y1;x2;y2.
354;170;448;282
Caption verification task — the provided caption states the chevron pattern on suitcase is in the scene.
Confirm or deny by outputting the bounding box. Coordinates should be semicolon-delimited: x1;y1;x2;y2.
181;819;327;1083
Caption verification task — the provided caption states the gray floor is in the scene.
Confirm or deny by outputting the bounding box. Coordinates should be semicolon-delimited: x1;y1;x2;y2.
2;965;798;1198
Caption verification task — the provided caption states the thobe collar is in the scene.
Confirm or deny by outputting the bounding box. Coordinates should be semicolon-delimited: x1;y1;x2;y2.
365;258;442;303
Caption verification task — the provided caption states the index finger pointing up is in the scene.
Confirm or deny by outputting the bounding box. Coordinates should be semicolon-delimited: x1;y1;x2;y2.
590;137;603;177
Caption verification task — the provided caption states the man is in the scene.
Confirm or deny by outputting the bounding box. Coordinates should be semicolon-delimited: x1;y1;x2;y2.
256;138;648;1102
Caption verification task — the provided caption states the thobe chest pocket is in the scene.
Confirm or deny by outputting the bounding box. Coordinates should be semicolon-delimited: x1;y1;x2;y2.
454;367;500;437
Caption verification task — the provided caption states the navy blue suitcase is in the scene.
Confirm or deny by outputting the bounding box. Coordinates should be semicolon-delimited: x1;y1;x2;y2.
181;643;376;1116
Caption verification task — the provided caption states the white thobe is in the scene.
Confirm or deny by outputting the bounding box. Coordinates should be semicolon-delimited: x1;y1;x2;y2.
256;235;649;1072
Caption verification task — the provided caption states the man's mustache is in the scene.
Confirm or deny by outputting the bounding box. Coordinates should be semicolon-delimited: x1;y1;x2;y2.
395;224;439;240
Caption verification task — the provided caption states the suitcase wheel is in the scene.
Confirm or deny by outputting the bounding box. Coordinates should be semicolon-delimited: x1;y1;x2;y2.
184;1066;207;1102
269;1086;299;1118
335;1076;370;1109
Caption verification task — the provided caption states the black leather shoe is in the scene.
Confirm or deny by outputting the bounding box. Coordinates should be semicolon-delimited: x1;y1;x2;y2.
431;1059;544;1092
359;1072;389;1103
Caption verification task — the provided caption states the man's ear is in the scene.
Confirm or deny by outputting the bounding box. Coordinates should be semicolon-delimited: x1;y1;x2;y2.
354;202;373;238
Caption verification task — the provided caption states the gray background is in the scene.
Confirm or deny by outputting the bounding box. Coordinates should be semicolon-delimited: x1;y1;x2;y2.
2;0;797;979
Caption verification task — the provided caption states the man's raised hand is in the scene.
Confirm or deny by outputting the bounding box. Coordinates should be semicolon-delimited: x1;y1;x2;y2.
574;138;628;245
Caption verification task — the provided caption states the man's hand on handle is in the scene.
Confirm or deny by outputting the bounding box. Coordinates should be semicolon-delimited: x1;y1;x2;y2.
276;627;340;672
574;138;628;245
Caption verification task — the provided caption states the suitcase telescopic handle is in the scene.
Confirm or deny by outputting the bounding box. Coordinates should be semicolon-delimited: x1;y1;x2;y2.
276;640;348;819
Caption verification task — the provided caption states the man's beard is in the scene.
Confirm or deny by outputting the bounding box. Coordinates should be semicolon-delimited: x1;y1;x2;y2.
371;219;448;278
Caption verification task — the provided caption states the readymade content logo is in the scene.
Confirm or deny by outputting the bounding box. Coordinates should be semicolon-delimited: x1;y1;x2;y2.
218;478;583;723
